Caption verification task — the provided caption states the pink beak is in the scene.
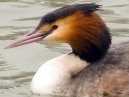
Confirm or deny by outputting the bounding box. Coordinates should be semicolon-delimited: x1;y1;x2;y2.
4;31;45;49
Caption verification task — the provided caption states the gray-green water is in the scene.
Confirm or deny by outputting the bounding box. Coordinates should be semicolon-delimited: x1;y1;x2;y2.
0;0;129;97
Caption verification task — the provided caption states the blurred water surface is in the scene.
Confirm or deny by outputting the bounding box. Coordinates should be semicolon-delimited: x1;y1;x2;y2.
0;0;129;97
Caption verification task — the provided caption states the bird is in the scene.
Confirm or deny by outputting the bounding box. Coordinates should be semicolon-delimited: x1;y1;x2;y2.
5;3;129;97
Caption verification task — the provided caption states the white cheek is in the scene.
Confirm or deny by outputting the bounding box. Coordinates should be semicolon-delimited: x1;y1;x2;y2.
44;25;68;41
43;32;60;41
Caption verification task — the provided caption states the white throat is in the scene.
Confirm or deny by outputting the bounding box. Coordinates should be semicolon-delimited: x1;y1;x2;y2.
31;54;89;95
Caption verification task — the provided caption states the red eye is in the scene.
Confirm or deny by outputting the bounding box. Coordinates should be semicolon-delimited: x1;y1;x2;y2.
52;25;58;30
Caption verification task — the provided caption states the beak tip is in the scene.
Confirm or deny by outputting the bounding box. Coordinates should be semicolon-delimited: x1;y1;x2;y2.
4;44;15;49
4;45;12;49
4;32;43;49
4;47;9;49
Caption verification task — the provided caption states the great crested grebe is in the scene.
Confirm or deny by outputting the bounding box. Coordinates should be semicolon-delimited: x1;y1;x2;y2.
5;3;129;97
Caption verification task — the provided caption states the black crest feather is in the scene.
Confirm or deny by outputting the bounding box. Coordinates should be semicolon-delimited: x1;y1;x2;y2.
36;3;101;29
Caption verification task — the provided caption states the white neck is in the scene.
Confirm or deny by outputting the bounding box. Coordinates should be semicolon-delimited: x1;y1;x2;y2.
31;54;89;95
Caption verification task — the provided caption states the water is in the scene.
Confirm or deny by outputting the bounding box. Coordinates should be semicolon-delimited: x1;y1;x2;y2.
0;0;129;97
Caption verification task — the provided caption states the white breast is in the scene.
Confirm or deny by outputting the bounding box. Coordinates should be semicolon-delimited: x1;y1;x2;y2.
31;54;89;95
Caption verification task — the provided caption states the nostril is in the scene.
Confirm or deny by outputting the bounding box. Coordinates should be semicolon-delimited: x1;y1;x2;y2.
52;25;58;30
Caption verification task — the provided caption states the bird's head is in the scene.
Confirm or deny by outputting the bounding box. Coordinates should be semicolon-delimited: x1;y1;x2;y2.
5;3;111;63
